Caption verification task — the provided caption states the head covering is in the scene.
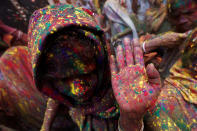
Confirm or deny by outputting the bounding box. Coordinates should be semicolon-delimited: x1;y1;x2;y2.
28;4;119;118
167;0;197;13
41;29;107;105
28;4;107;104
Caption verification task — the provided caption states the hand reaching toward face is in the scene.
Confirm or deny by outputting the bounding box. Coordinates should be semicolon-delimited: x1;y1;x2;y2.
110;38;161;130
156;32;187;48
144;32;187;52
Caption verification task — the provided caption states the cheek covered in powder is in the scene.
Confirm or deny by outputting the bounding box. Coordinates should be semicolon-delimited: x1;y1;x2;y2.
54;73;98;101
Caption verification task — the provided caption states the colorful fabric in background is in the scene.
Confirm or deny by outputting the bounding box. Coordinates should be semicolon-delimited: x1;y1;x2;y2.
182;28;197;75
145;30;197;129
0;46;47;130
145;81;197;130
103;0;171;50
0;46;79;131
166;28;197;105
103;0;142;40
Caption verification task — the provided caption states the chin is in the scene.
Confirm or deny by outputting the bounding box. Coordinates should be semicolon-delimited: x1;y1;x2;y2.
176;24;192;32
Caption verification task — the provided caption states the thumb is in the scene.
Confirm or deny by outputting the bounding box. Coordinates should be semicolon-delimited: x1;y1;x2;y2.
179;32;187;39
146;63;160;84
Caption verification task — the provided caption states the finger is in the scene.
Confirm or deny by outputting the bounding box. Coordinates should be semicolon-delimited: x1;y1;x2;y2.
110;56;120;97
110;55;118;75
123;37;134;65
116;45;125;69
146;64;161;104
133;39;145;66
146;63;160;85
178;33;187;38
120;0;124;5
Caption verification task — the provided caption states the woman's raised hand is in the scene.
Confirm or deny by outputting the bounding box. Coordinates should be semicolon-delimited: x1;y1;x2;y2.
110;38;161;130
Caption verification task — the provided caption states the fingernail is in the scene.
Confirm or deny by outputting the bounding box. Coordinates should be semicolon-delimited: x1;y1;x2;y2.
150;63;154;68
133;38;138;43
117;45;122;50
124;37;130;43
180;33;187;38
110;55;114;60
133;39;139;46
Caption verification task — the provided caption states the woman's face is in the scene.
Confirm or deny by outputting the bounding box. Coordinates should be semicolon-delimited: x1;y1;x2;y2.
44;37;99;104
169;2;197;32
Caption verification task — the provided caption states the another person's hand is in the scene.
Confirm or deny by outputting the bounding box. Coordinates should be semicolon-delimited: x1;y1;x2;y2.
40;98;59;131
0;20;28;46
110;38;161;131
143;32;187;52
95;14;110;32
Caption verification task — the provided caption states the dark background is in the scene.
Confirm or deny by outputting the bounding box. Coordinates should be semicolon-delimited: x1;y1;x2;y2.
0;0;48;33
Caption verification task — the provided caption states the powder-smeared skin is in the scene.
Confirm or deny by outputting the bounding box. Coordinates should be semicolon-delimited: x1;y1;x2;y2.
144;31;187;53
110;38;161;130
40;98;59;131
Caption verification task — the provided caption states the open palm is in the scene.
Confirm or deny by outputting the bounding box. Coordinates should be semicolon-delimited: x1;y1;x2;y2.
110;38;161;119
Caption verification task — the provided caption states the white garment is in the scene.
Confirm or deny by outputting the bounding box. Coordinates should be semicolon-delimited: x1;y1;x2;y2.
137;0;150;21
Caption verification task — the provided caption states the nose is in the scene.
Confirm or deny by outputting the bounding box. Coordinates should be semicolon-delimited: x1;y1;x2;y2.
179;15;189;24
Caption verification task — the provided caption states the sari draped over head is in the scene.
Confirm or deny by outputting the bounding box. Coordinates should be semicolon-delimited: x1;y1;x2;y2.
28;3;119;126
0;47;47;130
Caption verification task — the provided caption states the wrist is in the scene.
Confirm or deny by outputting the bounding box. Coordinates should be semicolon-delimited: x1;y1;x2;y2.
119;112;144;131
145;39;160;52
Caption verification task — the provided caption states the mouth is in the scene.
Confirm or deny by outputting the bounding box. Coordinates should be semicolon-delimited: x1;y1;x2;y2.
176;22;192;32
60;69;98;102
